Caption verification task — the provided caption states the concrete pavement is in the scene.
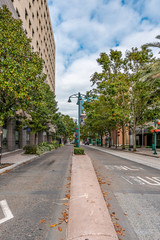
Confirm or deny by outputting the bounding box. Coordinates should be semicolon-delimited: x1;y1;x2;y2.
67;154;118;240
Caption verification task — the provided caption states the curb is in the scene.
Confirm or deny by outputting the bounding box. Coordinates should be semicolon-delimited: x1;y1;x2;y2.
0;155;38;175
0;148;61;175
87;146;160;171
67;154;118;240
92;146;160;158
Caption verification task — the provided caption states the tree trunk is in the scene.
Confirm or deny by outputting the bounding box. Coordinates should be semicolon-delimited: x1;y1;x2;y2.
122;125;125;149
109;131;111;148
0;126;2;165
133;122;136;151
101;135;103;146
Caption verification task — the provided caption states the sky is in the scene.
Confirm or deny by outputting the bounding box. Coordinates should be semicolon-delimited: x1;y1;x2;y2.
48;0;160;119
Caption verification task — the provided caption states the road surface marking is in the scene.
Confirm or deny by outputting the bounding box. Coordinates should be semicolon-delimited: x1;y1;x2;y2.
70;193;88;202
121;176;133;184
0;200;14;225
105;165;142;171
124;166;140;171
152;177;160;181
137;177;160;185
121;176;160;185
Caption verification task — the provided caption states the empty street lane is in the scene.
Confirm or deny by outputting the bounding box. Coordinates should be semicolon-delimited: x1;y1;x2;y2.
84;146;160;240
0;145;72;240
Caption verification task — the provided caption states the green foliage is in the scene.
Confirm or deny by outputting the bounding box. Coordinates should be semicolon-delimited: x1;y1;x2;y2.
23;145;37;154
0;6;58;134
24;141;59;155
74;147;85;155
84;47;160;150
55;114;76;141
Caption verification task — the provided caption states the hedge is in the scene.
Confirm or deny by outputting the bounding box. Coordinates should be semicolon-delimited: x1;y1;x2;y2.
74;147;85;155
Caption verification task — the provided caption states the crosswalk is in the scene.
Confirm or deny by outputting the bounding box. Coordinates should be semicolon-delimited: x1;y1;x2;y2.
105;165;160;186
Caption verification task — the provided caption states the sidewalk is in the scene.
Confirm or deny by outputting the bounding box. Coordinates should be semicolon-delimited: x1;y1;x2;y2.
0;149;37;174
87;145;160;171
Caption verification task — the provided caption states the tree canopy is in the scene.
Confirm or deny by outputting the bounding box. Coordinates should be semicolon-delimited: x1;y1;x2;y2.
83;47;160;150
0;6;58;134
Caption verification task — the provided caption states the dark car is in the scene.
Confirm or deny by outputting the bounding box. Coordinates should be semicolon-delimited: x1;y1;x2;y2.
85;141;89;145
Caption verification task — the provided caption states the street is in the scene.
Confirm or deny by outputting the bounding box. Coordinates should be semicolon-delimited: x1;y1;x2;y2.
84;146;160;240
0;145;72;240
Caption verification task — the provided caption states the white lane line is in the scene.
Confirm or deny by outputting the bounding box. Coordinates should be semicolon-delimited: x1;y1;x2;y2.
0;200;14;224
124;166;140;171
137;177;160;185
121;176;133;184
152;177;160;182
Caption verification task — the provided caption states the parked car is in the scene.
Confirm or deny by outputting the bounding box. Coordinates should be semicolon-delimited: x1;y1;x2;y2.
85;141;89;145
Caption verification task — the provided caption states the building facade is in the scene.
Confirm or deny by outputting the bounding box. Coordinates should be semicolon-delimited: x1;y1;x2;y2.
11;0;55;92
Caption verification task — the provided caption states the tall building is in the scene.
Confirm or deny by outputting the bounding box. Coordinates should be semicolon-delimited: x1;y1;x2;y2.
5;0;56;92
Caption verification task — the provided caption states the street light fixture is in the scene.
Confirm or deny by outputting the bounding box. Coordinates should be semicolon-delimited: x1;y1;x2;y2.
68;92;88;148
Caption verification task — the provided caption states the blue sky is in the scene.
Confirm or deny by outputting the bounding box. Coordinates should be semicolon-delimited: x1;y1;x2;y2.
48;0;160;119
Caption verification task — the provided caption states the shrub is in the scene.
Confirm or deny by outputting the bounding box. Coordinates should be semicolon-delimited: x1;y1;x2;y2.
23;145;37;154
74;147;85;155
24;141;60;155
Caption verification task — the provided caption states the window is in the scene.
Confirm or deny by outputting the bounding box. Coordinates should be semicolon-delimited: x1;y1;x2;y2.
25;8;28;20
37;11;39;18
32;29;34;37
36;41;39;47
29;19;31;28
29;2;31;9
16;8;20;17
32;12;34;19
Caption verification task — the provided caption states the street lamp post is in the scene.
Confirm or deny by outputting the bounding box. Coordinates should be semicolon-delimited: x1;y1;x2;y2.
154;118;157;155
68;92;88;148
0;129;2;164
129;127;131;151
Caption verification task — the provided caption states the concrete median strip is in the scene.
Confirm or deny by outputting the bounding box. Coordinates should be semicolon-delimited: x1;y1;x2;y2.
67;154;118;240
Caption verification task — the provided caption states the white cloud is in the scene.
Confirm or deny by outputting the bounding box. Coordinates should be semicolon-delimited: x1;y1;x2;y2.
48;0;160;118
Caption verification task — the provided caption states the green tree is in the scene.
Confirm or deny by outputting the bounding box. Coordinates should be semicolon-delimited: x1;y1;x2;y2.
0;6;46;126
54;114;76;143
89;50;130;148
24;82;58;134
125;47;159;150
85;47;159;151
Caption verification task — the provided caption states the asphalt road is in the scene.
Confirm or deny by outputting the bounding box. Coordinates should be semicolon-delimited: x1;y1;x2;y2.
0;145;73;240
84;146;160;240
